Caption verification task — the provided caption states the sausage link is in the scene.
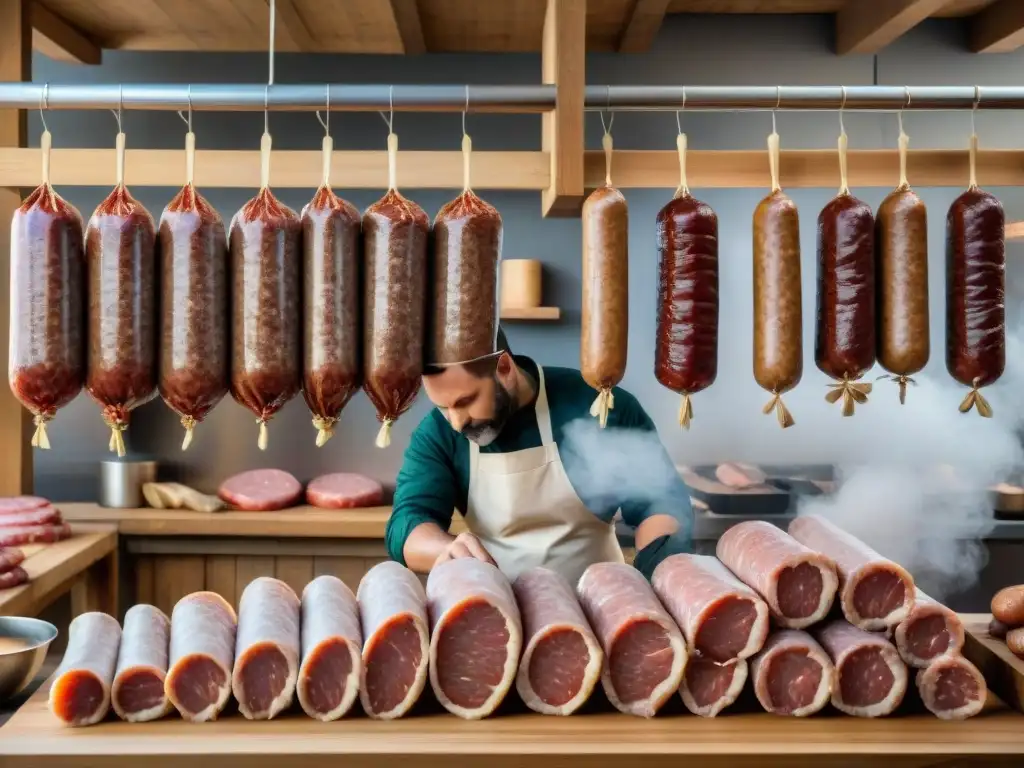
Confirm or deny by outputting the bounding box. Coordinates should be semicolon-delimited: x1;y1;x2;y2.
581;185;628;428
229;189;302;449
814;193;875;416
429;190;502;366
86;185;158;455
753;190;802;428
946;187;1005;417
159;183;229;449
302;186;362;447
876;186;929;404
655;192;718;429
9;183;86;449
363;189;429;447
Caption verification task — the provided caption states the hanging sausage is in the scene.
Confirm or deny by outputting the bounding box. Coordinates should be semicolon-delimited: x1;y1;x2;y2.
429;114;502;367
229;116;302;450
158;114;228;450
302;116;361;447
9;116;85;449
86;115;157;456
876;111;929;404
753;114;801;428
815;106;875;417
363;118;428;448
947;113;1004;417
581;115;628;428
655;121;718;429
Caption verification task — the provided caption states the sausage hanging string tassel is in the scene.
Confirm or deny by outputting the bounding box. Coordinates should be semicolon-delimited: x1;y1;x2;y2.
588;389;615;429
257;419;269;451
825;374;872;417
313;416;336;447
180;416;196;451
877;374;916;406
104;417;127;458
30;414;52;450
678;394;693;430
762;391;795;429
959;378;993;418
375;419;393;449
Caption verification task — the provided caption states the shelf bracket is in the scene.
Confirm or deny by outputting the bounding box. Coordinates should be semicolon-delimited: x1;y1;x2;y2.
541;0;584;217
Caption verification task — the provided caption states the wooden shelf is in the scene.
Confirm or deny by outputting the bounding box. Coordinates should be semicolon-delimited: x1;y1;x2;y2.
1006;221;1024;239
500;306;561;321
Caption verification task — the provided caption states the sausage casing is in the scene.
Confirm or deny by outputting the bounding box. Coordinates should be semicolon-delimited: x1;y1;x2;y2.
9;183;86;448
753;190;802;427
159;183;229;448
302;186;362;446
581;185;628;427
655;193;718;429
363;189;429;443
429;190;502;366
229;188;302;446
946;187;1005;415
876;187;929;401
814;193;876;382
86;185;158;454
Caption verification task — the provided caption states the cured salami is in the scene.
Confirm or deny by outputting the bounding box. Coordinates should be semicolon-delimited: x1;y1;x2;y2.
0;547;26;572
815;619;907;717
916;654;986;720
680;657;747;718
297;575;362;721
49;612;122;726
217;469;302;512
512;566;602;715
577;562;687;718
0;565;28;590
165;591;236;722
716;521;838;629
0;496;49;512
357;561;429;719
0;523;71;548
651;554;769;662
894;590;965;669
232;577;300;720
112;604;172;722
426;558;522;719
788;515;914;630
0;504;62;527
750;629;833;717
306;473;384;510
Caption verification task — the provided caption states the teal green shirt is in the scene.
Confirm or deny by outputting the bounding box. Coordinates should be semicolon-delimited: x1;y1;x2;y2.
386;356;693;576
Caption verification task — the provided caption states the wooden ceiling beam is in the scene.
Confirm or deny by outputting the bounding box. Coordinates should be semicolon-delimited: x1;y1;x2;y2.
387;0;426;55
970;0;1024;53
541;0;585;217
618;0;671;52
266;0;315;52
30;2;101;65
835;0;949;55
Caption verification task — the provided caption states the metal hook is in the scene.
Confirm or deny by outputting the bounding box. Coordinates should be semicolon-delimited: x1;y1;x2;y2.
839;86;847;135
462;85;469;137
316;85;330;135
676;87;686;135
772;85;781;134
177;84;192;132
972;85;981;136
110;84;123;134
39;83;49;134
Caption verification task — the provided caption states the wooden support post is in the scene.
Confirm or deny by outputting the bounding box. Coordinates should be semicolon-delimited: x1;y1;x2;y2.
0;0;33;496
541;0;585;217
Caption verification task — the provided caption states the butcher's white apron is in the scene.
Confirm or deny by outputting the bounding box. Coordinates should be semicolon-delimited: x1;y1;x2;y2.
465;366;624;586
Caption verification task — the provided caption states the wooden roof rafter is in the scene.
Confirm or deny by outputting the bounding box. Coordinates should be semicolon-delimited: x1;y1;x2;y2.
30;1;100;65
970;0;1024;53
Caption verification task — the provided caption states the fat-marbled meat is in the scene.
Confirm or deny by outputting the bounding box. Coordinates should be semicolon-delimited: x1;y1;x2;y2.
165;591;236;722
112;604;172;722
815;619;908;717
49;612;123;726
680;657;748;717
894;589;965;668
750;629;834;717
298;575;362;721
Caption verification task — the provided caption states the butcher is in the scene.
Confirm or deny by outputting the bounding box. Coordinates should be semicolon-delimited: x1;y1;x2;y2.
386;330;693;585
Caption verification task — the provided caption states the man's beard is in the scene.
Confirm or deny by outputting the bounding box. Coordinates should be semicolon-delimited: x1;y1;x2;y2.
460;379;516;446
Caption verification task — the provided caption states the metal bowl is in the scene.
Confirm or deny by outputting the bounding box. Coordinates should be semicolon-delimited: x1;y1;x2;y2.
0;616;58;704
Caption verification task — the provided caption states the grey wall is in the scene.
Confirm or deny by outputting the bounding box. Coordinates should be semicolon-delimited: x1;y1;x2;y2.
28;14;1024;500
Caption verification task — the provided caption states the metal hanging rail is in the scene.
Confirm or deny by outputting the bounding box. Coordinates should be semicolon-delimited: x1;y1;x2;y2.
1;83;1023;113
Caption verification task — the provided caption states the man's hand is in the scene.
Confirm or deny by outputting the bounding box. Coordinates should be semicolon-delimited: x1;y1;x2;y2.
433;532;496;568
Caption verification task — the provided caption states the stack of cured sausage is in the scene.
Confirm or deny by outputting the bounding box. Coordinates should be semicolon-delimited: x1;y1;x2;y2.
0;496;73;591
48;516;986;726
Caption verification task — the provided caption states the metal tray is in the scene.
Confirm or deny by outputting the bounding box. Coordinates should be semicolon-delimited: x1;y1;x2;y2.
678;464;831;516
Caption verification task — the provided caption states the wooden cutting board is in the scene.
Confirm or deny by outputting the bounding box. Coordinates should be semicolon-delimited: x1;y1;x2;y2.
961;613;1024;714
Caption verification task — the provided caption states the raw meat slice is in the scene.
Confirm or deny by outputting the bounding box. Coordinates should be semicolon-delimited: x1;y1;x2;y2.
512;566;602;715
750;629;833;717
894;590;965;668
298;575;362;721
0;547;26;571
0;522;72;548
651;553;769;662
916;654;987;720
112;604;172;722
0;496;49;512
0;504;62;527
165;591;237;722
576;562;687;718
49;612;122;726
426;558;522;719
217;469;302;511
715;462;766;489
680;657;748;717
815;619;908;717
788;514;915;630
0;565;28;589
306;473;385;509
357;561;429;720
232;577;301;720
716;521;838;629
